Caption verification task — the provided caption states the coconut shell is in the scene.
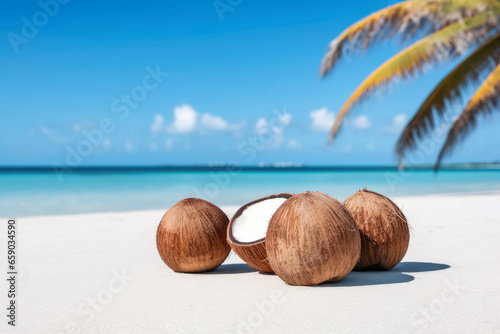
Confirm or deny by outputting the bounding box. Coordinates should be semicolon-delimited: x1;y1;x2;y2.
227;193;292;273
266;191;361;286
156;198;230;273
343;189;410;270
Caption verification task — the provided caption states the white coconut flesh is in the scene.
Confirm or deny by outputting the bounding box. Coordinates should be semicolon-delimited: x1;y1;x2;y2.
232;197;287;243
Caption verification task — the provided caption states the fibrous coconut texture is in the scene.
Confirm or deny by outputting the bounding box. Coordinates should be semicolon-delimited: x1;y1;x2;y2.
266;191;361;286
156;198;230;273
227;193;292;273
343;189;409;271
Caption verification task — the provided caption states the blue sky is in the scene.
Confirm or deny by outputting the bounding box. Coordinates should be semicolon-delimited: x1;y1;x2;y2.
1;0;499;166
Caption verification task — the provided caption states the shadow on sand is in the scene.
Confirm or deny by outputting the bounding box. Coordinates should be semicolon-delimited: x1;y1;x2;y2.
393;261;450;273
198;261;450;285
201;263;256;275
321;271;414;287
319;261;450;287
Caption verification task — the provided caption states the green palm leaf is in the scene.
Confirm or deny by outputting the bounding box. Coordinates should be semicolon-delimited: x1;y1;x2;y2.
320;0;498;76
435;62;500;170
328;11;495;143
396;32;500;158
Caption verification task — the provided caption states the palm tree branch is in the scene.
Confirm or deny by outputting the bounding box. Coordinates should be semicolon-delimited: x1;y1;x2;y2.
396;32;500;157
321;1;412;76
435;62;500;170
320;0;499;77
328;10;496;143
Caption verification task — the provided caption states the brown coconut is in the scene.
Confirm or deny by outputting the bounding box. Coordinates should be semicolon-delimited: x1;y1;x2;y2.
156;198;230;273
227;193;292;273
266;191;361;286
343;189;409;270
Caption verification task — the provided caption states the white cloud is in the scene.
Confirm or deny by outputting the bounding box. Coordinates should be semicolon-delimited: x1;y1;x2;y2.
273;131;284;146
383;113;408;134
255;111;291;134
150;114;164;132
201;113;245;133
255;118;269;135
201;113;229;131
287;139;301;150
125;140;133;152
253;112;291;148
351;115;371;129
168;104;198;134
310;108;334;132
165;138;173;151
278;112;292;126
152;105;243;135
393;114;407;128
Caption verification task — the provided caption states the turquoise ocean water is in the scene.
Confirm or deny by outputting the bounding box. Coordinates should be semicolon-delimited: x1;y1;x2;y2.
2;167;500;217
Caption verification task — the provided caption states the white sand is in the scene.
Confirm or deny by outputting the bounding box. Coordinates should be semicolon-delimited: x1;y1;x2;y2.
1;193;500;333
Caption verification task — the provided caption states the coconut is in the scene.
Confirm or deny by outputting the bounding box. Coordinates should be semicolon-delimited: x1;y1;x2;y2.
343;189;410;270
156;198;230;273
227;193;292;273
266;191;361;286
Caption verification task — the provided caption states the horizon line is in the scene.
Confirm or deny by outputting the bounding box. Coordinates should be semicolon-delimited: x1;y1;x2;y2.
1;162;500;172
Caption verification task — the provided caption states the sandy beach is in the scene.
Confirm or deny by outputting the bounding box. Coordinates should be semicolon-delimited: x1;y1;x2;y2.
2;192;500;333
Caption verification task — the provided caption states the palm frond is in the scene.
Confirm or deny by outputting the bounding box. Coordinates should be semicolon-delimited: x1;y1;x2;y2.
320;0;499;77
321;1;412;76
327;10;497;144
396;32;500;158
435;62;500;170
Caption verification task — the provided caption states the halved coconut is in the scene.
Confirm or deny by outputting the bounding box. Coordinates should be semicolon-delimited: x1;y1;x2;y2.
227;193;292;273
